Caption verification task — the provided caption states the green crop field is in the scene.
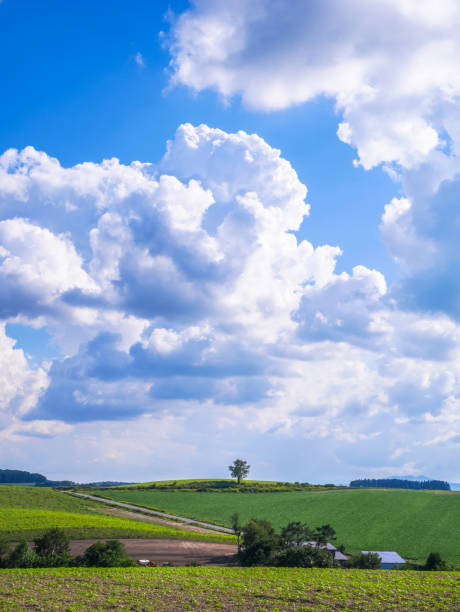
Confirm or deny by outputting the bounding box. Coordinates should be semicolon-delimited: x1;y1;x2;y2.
0;566;458;611
0;486;232;544
92;487;460;567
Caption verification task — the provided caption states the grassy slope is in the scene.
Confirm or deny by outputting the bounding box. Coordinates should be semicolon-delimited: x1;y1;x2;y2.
119;479;286;487
93;488;460;567
0;486;233;543
0;567;458;611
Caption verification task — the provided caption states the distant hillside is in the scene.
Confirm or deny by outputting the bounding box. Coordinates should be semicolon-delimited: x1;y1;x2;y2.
350;478;450;490
0;469;48;484
106;478;341;493
0;469;134;488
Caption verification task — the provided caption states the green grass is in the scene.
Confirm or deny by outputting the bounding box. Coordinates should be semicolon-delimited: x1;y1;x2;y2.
0;567;458;611
0;486;233;544
92;488;460;567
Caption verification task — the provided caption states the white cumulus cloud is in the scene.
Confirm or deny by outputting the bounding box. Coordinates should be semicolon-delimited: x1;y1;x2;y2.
0;124;459;481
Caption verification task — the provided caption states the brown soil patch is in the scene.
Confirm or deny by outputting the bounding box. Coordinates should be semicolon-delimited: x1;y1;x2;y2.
69;538;238;566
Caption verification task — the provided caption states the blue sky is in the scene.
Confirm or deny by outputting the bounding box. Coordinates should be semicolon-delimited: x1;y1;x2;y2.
0;0;459;483
0;0;397;278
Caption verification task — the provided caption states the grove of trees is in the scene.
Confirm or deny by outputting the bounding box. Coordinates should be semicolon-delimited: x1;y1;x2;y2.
235;518;341;568
349;478;450;491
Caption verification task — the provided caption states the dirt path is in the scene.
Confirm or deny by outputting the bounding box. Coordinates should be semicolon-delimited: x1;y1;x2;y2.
68;491;233;534
69;538;238;566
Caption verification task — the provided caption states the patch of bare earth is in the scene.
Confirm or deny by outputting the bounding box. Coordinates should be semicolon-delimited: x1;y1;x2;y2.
69;538;238;565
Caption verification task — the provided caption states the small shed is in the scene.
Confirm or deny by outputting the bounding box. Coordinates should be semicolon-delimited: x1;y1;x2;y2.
361;551;406;569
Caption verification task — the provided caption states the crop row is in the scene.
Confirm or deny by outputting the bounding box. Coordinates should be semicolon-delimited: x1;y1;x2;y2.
0;566;458;611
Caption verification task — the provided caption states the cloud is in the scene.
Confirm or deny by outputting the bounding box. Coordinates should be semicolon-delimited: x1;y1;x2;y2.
382;175;460;320
168;0;460;170
134;52;145;68
0;218;97;319
0;324;48;435
0;124;459;480
168;0;460;332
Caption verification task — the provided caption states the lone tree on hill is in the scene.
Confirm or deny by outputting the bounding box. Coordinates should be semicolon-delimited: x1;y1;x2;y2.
228;459;250;485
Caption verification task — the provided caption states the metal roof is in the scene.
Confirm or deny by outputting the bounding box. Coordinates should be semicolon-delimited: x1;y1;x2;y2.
334;551;349;561
362;551;405;564
302;541;337;551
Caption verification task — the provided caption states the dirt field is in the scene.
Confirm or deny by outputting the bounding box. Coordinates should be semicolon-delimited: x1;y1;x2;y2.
70;538;238;566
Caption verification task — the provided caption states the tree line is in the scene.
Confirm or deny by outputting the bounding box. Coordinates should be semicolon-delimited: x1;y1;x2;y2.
0;529;134;568
349;478;450;491
0;469;48;484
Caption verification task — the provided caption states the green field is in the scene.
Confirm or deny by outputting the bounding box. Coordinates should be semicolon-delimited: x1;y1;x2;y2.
92;488;460;567
0;486;233;543
0;566;458;611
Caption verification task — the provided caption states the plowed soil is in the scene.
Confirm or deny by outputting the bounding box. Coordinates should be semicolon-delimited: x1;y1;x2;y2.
70;538;238;566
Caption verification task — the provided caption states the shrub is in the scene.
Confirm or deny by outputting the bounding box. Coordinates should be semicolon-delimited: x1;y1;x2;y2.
348;552;382;569
274;545;336;568
34;527;72;566
424;552;448;571
238;519;281;566
7;540;40;568
0;540;11;568
78;540;135;567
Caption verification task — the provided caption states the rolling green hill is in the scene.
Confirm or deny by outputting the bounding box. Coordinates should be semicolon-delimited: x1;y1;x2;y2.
92;487;460;567
0;486;232;544
112;478;337;492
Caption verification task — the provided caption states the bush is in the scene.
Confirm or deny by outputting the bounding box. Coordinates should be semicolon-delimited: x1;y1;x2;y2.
0;540;11;568
424;552;448;571
274;545;336;568
238;519;281;566
34;527;72;567
348;552;382;569
7;540;40;568
78;540;135;567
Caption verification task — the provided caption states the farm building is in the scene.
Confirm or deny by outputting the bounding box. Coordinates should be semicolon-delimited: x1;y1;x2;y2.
302;541;349;564
361;551;406;569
